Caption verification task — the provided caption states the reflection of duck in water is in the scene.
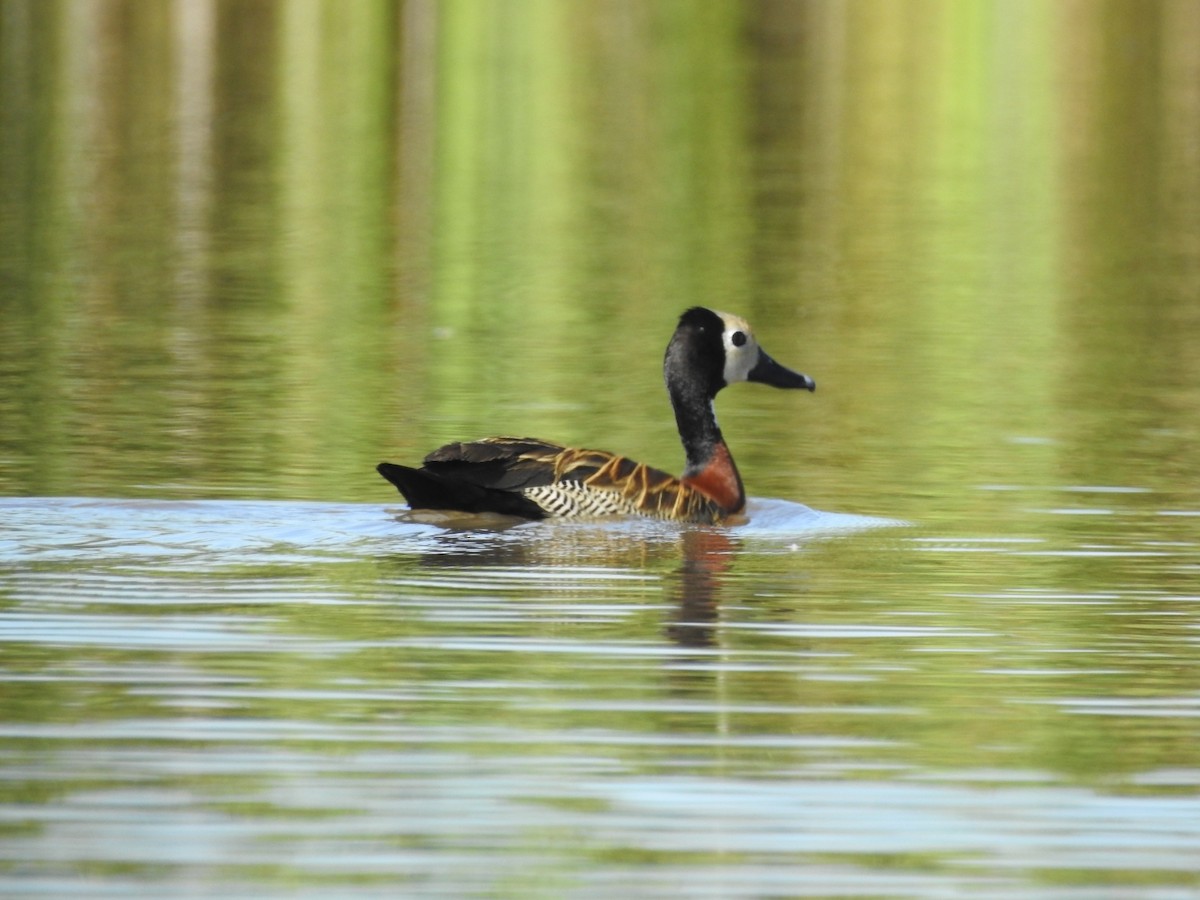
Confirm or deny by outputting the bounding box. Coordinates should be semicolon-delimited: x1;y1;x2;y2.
378;308;814;524
668;529;735;648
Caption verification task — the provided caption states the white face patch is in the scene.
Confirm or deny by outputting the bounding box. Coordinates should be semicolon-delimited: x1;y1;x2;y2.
716;311;760;385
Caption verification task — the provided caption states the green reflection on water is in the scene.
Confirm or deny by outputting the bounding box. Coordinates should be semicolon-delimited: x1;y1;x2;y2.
1;0;1197;516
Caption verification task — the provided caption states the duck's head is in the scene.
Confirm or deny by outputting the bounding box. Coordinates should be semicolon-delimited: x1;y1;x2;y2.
664;307;815;399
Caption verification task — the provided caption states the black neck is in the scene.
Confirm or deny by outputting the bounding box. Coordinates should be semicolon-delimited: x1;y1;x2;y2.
669;376;724;477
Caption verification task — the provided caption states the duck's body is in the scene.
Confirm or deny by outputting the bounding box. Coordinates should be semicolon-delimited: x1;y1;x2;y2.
378;307;814;524
378;436;732;523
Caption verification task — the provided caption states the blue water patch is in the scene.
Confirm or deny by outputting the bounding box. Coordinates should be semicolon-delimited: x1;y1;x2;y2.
738;498;906;537
0;496;904;566
0;497;425;565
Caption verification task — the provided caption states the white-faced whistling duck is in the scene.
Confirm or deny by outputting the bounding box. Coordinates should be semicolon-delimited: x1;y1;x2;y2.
378;307;815;523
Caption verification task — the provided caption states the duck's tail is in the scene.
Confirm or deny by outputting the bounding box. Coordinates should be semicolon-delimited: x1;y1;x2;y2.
376;462;546;519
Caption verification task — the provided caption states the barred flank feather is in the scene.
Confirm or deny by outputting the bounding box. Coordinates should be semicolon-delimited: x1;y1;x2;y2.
523;481;643;517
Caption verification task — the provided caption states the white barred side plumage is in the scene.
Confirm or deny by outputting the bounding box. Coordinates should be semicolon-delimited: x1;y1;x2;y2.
522;480;645;518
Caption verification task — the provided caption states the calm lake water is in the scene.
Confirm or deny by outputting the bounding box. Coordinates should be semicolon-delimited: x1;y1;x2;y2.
3;2;1200;897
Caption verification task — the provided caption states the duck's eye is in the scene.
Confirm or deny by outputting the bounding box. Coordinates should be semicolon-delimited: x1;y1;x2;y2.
731;331;747;347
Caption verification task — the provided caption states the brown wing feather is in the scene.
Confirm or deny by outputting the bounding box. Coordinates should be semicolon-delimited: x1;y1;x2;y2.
554;448;727;523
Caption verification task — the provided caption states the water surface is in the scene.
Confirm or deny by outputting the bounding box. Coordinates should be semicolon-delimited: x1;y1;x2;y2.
2;1;1200;897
